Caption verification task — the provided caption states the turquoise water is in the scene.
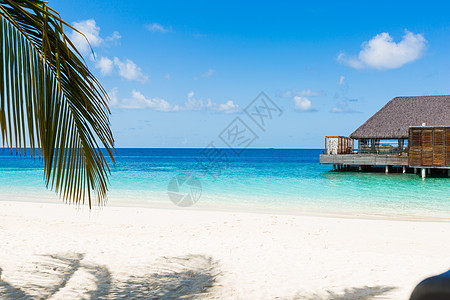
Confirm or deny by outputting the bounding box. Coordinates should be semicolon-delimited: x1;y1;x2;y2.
0;148;449;220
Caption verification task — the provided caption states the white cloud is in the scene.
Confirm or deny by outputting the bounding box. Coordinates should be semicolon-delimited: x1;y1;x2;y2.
331;76;360;113
217;100;240;114
281;88;320;98
184;98;213;111
108;87;119;106
113;57;148;82
331;107;344;113
280;89;318;112
94;56;148;82
70;19;103;55
184;91;238;113
294;96;314;111
95;56;114;75
164;73;171;80
118;90;176;111
194;69;216;80
106;31;121;42
331;102;360;114
69;19;150;83
338;30;427;70
337;53;363;69
112;90;239;113
201;69;215;78
146;23;172;33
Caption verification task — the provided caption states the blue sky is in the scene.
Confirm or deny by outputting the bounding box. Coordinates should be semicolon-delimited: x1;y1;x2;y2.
51;0;450;148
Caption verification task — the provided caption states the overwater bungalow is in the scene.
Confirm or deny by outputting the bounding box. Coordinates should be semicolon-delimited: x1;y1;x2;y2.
320;95;450;178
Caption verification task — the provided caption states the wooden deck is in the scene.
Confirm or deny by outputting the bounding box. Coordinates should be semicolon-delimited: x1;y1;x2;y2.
320;154;409;166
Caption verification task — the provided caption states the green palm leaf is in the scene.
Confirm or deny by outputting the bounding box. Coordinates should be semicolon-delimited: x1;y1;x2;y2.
0;0;115;207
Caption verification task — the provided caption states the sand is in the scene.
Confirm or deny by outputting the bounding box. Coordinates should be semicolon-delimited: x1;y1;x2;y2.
0;200;449;299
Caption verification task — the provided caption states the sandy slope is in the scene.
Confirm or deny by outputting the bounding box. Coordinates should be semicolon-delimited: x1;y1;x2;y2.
0;200;449;299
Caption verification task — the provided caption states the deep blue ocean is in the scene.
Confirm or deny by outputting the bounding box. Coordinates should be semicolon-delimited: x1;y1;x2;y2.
0;148;449;219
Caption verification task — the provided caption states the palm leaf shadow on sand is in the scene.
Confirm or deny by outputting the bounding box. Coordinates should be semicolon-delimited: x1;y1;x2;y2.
0;253;219;299
0;253;84;300
96;255;219;299
292;285;397;300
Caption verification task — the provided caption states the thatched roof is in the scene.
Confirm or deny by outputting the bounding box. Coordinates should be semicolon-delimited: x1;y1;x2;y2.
350;96;450;139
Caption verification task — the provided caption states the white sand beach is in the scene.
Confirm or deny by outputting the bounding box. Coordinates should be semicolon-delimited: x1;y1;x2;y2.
0;200;449;299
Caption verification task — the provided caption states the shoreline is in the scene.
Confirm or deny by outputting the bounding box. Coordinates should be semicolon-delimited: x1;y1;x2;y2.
107;200;450;223
2;198;450;223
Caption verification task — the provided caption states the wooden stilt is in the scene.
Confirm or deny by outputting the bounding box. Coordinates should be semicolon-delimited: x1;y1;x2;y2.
422;168;426;179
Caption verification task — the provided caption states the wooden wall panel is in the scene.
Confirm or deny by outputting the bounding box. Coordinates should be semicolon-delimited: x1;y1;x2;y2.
409;127;450;167
433;129;445;166
409;128;422;166
422;129;434;166
446;128;450;166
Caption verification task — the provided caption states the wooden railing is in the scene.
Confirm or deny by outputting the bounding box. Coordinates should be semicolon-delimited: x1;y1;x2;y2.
324;136;354;155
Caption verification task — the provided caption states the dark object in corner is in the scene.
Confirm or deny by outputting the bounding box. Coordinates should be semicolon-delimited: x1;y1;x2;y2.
410;270;450;300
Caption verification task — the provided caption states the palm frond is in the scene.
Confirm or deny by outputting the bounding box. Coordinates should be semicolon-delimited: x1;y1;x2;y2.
0;0;115;207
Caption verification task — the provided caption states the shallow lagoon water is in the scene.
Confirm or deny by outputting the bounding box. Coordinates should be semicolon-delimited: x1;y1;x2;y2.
0;148;449;220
